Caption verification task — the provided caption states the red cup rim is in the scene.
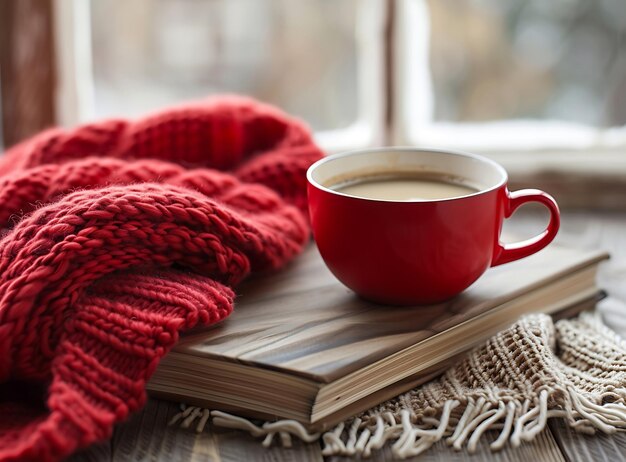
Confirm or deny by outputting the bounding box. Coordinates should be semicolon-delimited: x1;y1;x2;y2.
306;146;509;204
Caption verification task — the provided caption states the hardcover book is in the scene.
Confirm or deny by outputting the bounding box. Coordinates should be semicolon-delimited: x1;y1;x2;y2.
147;243;607;430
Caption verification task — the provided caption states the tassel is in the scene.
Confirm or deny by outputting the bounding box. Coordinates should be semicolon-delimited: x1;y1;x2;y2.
169;382;626;460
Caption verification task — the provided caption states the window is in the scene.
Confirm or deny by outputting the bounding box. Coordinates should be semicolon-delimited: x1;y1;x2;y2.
57;0;386;153
394;0;626;160
4;0;626;192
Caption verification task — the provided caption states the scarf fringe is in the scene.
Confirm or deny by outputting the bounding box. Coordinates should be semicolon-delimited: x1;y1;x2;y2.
168;387;626;458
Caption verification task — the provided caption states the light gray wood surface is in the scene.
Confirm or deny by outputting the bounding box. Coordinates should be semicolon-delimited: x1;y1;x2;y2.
69;400;325;462
328;428;566;462
70;210;626;461
548;419;626;462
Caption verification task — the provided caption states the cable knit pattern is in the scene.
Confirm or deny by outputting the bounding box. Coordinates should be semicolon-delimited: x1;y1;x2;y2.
0;96;323;462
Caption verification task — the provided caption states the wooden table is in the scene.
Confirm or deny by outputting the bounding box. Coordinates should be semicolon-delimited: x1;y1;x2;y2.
70;210;626;461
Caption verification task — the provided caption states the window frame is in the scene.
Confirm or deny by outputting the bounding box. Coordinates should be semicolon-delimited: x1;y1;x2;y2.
0;0;56;147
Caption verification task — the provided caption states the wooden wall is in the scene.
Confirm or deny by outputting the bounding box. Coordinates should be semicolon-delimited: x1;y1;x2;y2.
0;0;56;149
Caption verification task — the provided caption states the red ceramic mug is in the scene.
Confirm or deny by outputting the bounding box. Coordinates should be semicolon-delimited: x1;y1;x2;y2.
306;147;560;305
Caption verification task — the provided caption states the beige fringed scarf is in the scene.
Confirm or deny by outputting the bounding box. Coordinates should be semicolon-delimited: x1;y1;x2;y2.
171;312;626;458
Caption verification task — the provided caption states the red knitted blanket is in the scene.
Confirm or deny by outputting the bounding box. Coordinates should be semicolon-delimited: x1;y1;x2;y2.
0;96;323;462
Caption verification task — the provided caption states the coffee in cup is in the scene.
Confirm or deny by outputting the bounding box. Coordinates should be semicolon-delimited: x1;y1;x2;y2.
330;172;479;201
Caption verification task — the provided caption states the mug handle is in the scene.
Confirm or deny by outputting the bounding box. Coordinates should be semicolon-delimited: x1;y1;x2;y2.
491;189;560;267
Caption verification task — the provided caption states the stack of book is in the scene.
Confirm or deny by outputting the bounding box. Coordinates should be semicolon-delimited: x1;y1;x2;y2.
148;242;608;431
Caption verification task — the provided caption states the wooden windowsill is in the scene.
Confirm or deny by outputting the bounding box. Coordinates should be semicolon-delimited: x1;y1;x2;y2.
493;150;626;211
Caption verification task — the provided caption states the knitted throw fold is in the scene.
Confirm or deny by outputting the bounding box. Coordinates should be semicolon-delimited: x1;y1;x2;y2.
179;312;626;459
0;96;323;462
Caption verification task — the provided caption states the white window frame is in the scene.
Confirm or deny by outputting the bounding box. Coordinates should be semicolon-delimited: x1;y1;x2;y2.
53;0;95;127
53;0;387;155
393;0;626;176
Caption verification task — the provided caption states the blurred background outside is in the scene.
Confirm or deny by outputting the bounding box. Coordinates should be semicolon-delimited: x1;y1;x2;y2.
2;0;626;184
89;0;626;131
90;0;359;132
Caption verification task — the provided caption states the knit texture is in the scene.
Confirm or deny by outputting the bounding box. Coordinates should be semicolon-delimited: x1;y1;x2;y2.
350;312;626;458
185;312;626;458
0;96;323;462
